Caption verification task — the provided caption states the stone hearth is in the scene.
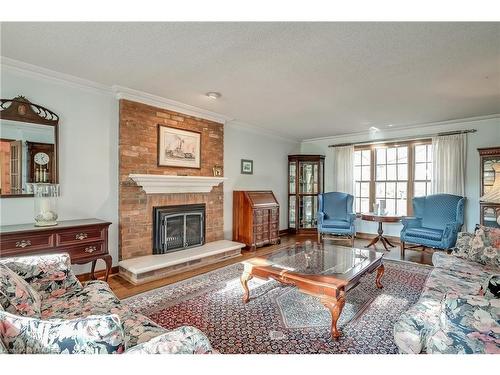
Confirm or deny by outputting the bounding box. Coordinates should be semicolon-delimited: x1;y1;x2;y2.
118;240;244;284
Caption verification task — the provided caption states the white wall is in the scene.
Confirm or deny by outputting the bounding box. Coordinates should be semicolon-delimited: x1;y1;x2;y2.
223;123;299;238
0;66;119;274
300;117;500;236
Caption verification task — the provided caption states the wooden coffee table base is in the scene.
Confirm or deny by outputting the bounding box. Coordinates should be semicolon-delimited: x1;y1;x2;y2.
240;263;385;339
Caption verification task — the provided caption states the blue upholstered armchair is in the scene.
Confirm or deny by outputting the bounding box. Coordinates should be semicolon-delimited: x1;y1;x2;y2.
400;193;465;256
317;192;356;246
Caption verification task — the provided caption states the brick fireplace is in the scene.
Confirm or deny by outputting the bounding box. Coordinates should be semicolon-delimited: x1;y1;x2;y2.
119;99;224;262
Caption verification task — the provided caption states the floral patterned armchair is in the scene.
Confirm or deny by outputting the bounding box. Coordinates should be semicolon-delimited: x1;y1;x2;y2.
0;253;214;354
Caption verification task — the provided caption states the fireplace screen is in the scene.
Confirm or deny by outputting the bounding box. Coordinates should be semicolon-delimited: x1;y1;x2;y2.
153;204;205;254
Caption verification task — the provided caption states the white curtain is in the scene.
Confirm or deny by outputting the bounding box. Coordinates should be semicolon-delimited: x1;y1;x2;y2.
331;145;354;194
432;134;466;196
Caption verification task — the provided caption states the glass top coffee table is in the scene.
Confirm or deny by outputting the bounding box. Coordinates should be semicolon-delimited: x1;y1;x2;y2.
241;242;385;339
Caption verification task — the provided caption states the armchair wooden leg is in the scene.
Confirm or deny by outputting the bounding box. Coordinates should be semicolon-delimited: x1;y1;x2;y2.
318;231;321;244
400;241;405;259
351;235;355;247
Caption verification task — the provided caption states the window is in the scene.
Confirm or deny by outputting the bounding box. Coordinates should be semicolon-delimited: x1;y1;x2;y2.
414;144;432;197
353;140;432;215
375;146;408;216
354;149;371;213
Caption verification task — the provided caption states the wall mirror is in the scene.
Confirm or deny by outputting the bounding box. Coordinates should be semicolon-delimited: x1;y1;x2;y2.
0;96;59;198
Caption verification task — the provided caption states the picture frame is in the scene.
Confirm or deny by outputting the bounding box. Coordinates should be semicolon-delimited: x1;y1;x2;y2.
158;125;201;168
241;159;253;175
212;165;223;177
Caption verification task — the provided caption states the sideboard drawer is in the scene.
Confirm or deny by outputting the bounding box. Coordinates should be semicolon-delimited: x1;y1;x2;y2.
56;227;104;246
66;242;106;260
0;233;54;254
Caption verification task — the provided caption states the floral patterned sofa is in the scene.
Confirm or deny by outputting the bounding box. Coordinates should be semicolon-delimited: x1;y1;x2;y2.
394;228;500;354
0;253;214;354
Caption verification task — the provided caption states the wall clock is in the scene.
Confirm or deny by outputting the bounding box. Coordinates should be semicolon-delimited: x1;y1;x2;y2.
34;152;50;165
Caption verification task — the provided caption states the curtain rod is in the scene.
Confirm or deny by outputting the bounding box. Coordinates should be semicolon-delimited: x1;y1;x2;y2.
328;129;477;148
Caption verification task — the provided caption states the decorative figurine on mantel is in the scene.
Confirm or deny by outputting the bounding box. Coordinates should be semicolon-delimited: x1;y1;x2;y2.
27;183;59;226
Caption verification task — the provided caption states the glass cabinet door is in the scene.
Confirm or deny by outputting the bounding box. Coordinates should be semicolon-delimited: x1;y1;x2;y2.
289;196;296;228
299;162;319;194
288;155;324;232
289;162;296;194
299;195;318;228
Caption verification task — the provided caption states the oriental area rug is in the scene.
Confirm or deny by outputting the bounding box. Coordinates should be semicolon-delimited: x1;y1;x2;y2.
123;259;431;354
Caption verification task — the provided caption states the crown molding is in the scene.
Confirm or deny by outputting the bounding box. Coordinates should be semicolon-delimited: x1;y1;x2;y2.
301;114;500;143
226;120;299;143
113;85;232;125
1;56;112;95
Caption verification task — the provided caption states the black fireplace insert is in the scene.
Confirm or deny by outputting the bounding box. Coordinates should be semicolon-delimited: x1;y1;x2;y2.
153;204;205;254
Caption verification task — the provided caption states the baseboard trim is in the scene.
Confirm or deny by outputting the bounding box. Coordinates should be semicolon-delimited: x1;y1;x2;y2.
77;266;119;282
279;229;290;236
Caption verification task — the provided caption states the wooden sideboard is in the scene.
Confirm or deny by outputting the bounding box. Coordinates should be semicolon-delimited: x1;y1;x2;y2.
233;190;280;250
0;219;112;281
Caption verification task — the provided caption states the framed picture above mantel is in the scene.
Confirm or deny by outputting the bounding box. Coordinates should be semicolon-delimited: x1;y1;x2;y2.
157;125;201;169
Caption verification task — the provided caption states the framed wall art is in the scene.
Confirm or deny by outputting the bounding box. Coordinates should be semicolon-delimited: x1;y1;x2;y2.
158;125;201;168
241;159;253;175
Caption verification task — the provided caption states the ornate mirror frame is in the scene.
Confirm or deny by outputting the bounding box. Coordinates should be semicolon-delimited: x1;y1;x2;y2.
0;96;59;198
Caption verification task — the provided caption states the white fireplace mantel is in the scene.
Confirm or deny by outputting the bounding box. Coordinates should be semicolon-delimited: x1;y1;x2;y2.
129;174;227;194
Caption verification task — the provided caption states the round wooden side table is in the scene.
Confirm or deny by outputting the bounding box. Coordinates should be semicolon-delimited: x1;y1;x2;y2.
361;213;402;251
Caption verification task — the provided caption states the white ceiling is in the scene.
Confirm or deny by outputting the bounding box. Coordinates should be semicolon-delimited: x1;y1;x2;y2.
1;22;499;140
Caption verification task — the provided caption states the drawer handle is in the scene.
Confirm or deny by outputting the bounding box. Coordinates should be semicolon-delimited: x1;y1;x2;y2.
75;232;88;240
15;240;32;248
84;246;97;253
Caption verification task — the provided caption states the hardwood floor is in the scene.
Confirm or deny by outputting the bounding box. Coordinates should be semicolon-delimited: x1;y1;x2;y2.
106;233;435;300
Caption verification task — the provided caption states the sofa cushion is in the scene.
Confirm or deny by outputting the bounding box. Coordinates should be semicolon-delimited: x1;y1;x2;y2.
405;227;443;241
40;280;166;348
0;264;42;317
467;226;500;268
393;293;443;354
433;252;497;279
0;310;125;354
425;267;483;296
0;254;82;300
321;219;351;229
482;275;500;298
125;326;214;354
0;305;6;354
452;231;475;259
426;294;500;354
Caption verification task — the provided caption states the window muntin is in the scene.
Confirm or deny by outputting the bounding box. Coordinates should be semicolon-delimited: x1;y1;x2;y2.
354;149;371;213
414;144;432;197
375;146;408;216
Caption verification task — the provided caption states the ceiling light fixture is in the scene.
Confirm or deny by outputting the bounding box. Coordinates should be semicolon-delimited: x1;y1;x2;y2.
369;126;380;132
206;92;221;100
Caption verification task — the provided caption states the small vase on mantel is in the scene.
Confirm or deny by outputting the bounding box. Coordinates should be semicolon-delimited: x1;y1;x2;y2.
27;183;60;227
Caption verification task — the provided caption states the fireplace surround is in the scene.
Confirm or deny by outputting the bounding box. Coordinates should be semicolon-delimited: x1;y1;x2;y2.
153;204;205;254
